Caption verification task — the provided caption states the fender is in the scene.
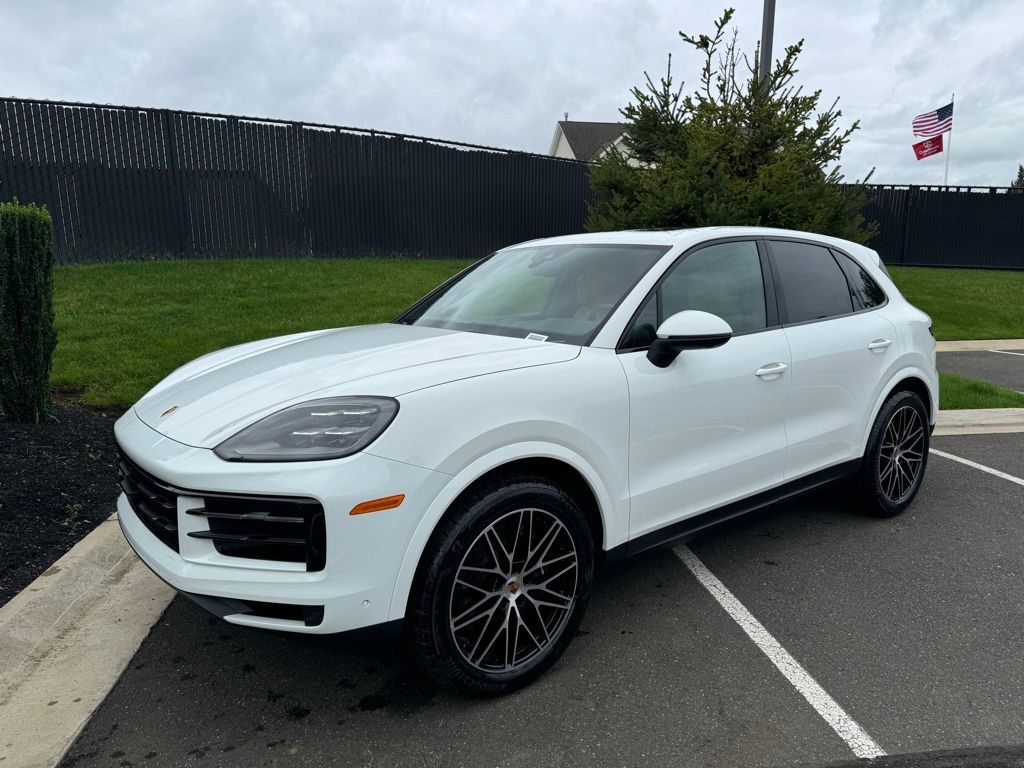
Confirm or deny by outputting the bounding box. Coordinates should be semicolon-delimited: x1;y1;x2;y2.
859;364;939;453
385;441;623;622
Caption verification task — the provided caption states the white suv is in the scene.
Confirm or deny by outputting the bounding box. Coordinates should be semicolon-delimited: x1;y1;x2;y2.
116;227;937;694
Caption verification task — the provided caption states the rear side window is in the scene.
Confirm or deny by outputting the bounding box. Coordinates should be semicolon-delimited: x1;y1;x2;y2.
770;241;853;324
833;251;887;309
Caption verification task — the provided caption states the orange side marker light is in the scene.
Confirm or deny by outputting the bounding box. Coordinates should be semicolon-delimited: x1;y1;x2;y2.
349;494;405;516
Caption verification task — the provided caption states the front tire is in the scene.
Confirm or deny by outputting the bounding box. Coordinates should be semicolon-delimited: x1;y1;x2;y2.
855;390;930;517
408;475;594;695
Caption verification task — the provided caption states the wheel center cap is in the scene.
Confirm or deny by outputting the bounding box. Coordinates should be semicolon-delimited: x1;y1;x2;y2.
505;578;521;598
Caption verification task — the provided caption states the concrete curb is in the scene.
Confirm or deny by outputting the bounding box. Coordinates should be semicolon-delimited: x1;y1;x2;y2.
934;408;1024;436
936;339;1024;351
0;514;173;768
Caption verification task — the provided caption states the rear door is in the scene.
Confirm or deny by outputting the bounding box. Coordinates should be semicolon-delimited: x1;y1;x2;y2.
766;239;898;480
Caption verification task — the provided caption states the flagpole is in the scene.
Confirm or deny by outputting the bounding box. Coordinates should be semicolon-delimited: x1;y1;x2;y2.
944;92;953;186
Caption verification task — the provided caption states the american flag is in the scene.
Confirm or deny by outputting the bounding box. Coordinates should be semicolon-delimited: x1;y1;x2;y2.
912;102;954;137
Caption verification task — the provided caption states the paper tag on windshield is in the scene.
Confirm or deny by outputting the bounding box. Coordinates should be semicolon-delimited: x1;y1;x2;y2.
525;333;548;342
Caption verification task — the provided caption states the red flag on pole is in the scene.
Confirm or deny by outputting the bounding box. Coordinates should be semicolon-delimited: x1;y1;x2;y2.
913;135;943;160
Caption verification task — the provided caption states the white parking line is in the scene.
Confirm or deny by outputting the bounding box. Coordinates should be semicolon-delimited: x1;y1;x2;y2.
986;349;1024;357
929;448;1024;487
673;545;886;759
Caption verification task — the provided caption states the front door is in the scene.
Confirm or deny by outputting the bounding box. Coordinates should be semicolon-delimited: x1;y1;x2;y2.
619;240;792;542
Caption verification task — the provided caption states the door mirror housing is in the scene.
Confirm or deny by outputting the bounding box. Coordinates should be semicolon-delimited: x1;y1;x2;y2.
646;310;733;368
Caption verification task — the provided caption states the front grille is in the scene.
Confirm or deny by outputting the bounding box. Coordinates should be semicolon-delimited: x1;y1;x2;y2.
118;451;180;552
117;450;326;571
187;496;327;571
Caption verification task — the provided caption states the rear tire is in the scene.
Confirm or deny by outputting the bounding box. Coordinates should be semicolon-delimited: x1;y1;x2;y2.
854;390;930;517
408;475;594;696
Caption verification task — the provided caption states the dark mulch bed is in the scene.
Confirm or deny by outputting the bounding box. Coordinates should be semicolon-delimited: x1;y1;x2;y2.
0;401;122;607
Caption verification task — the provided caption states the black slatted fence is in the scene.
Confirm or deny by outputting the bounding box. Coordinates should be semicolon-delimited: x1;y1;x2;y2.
863;185;1024;269
0;97;593;264
3;98;1024;269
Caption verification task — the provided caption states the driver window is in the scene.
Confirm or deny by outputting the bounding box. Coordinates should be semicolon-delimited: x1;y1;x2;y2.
622;240;767;347
661;241;767;334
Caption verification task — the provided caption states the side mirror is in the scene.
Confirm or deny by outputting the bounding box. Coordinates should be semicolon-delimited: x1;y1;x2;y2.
646;310;732;368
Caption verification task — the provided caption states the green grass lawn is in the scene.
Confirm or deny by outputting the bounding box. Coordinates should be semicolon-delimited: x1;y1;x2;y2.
888;266;1024;341
52;259;1024;408
53;259;471;406
938;372;1024;410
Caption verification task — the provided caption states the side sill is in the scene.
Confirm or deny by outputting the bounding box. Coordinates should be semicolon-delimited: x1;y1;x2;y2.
606;459;859;562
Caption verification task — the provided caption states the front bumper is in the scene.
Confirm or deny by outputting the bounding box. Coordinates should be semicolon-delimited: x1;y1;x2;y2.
115;408;449;634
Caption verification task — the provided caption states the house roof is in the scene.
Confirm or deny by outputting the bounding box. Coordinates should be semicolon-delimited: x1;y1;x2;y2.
557;121;627;161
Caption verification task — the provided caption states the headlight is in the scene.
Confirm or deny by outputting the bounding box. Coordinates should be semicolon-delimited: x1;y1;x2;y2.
214;396;399;462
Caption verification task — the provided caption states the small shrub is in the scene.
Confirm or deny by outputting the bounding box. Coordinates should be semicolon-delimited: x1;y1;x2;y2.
0;200;57;422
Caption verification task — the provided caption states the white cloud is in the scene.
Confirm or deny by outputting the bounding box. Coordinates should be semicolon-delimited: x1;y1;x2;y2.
2;0;1022;185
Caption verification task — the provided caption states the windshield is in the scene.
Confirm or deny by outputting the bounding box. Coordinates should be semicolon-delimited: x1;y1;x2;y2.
397;243;669;344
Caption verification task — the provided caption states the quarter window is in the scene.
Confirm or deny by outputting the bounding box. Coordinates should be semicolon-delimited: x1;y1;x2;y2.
833;251;886;309
770;241;853;324
621;292;659;348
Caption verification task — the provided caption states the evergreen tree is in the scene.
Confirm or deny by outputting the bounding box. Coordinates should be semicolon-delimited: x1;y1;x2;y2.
1010;164;1024;189
587;8;876;244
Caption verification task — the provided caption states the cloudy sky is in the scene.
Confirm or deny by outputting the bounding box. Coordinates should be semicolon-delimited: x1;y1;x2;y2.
4;0;1023;186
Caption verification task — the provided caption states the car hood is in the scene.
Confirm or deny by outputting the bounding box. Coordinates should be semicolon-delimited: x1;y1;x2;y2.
134;323;580;448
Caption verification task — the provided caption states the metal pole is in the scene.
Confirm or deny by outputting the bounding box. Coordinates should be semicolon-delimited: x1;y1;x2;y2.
759;0;777;83
943;92;953;186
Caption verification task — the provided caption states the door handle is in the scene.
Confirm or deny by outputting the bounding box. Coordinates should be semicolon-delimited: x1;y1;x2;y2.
754;362;788;377
867;338;893;350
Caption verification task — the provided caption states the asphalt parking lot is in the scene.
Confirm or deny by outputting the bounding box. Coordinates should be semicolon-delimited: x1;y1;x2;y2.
61;433;1024;768
938;350;1024;392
